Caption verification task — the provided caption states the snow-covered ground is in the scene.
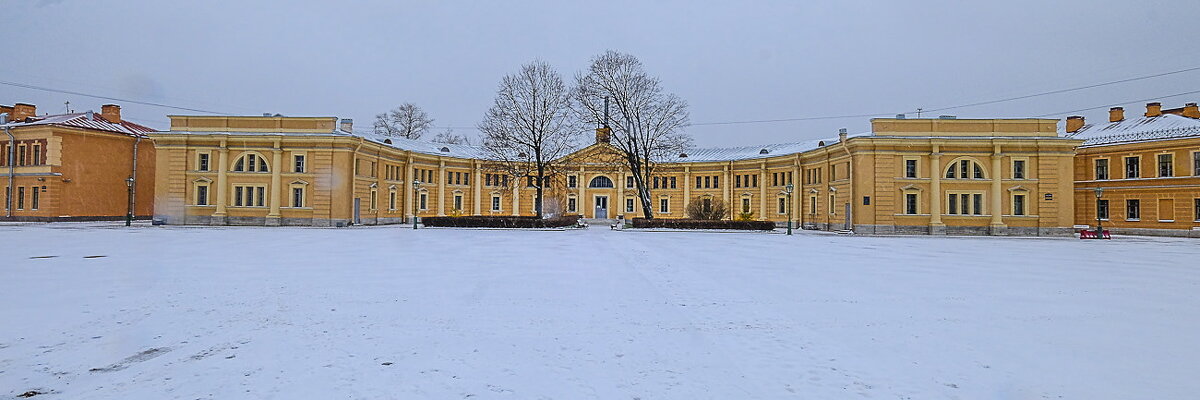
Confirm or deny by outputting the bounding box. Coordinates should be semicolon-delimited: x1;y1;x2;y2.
1;223;1197;399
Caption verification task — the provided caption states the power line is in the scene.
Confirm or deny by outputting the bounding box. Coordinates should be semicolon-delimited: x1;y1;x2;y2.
1034;89;1200;118
686;64;1200;126
0;80;231;115
920;65;1200;114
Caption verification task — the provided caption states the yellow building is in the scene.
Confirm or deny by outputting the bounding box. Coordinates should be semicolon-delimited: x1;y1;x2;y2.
150;114;1082;236
1067;102;1200;237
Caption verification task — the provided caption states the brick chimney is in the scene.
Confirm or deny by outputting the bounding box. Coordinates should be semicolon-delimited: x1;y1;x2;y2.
340;118;353;133
13;103;36;121
595;126;611;144
1109;107;1125;123
1145;102;1162;117
1066;115;1085;133
100;104;121;124
1183;103;1200;119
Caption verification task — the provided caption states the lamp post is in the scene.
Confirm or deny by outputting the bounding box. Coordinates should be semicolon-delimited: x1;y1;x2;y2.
412;179;422;229
124;176;134;226
784;183;795;235
1094;187;1104;236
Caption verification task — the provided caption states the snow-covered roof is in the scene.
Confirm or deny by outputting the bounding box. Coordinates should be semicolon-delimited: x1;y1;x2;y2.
661;133;870;163
1067;114;1200;147
1;112;155;137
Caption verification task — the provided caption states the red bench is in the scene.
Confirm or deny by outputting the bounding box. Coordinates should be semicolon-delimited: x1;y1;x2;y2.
1079;229;1111;239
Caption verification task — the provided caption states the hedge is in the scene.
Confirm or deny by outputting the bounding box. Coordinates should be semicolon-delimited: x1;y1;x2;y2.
630;218;776;231
421;215;581;228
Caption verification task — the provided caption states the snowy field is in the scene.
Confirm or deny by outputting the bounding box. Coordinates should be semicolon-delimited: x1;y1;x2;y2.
1;223;1198;399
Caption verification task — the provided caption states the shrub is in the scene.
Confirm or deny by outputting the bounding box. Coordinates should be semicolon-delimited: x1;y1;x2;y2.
630;218;775;230
685;197;728;220
422;215;581;228
734;212;755;221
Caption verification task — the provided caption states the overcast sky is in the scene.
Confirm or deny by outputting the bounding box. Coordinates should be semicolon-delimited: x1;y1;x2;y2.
2;0;1198;147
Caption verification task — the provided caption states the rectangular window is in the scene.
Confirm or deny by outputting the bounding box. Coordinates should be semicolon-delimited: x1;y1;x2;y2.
1125;157;1140;179
1013;160;1025;179
1013;194;1025;216
626;176;634;188
293;187;304;207
905;193;918;214
256;187;265;207
568;175;577;188
670;177;676;188
16;186;24;209
626;198;634;213
660;198;669;214
1194;153;1200;176
735;175;742;188
750;175;756;187
778;197;786;214
695;176;702;189
654;176;661;189
810;195;818;215
32;144;41;165
1159;198;1174;221
464;173;470;186
960;193;970;215
17;145;26;166
1158;154;1173;177
454;194;463;211
905;159;917;178
829;194;836;214
1095;159;1109;180
419;193;428;210
704;176;711;189
567;197;577;213
948;193;958;215
972;194;983;215
1097;199;1108;220
198;153;210;171
491;196;501;211
30;186;39;210
1195;198;1200;221
742;198;751;213
294;155;305;173
772;173;779;186
234;186;244;206
713;176;719;188
196;185;209;206
1126;199;1140;220
388;191;396;210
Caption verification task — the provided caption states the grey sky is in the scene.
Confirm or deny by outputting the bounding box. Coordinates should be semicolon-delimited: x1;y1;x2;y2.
2;0;1197;147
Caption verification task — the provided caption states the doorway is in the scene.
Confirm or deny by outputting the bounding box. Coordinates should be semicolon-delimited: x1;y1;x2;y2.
594;195;609;219
353;198;362;225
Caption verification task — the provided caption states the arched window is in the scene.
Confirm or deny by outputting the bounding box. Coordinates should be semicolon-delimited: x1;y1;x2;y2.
945;159;984;179
588;176;614;188
233;153;269;172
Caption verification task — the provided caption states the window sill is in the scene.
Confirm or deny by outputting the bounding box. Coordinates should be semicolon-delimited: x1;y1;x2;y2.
1126;219;1140;222
186;205;217;207
1159;220;1175;223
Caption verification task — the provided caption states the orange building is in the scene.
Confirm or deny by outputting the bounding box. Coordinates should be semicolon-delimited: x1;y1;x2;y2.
1;102;155;221
1067;102;1200;237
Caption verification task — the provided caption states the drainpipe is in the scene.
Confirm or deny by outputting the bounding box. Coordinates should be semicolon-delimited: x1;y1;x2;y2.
839;128;853;233
3;113;13;218
128;134;142;224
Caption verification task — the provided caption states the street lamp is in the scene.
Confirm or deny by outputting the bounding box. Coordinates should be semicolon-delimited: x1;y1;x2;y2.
125;176;134;226
412;179;422;229
783;183;795;236
1094;187;1104;237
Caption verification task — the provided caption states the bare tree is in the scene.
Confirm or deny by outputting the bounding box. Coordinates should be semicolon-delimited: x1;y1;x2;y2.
574;50;691;219
479;60;580;217
373;103;434;139
431;128;471;145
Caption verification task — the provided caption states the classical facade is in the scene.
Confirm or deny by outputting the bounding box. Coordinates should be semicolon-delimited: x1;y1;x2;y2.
1;103;155;221
1067;102;1200;237
150;114;1082;235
